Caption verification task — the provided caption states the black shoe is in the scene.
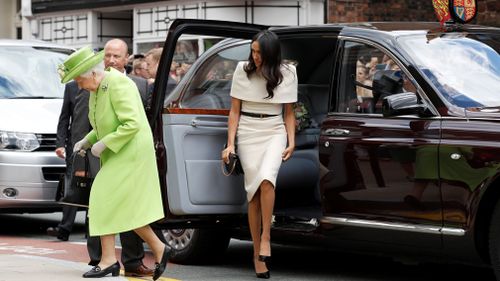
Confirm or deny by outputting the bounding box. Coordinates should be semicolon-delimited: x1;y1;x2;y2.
46;227;69;241
256;271;270;279
153;246;170;280
82;261;120;278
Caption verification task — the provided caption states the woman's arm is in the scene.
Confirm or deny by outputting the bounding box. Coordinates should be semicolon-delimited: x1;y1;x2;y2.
282;103;295;161
222;97;241;163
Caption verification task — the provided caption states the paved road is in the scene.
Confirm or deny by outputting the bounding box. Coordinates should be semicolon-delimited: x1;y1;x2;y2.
0;212;496;281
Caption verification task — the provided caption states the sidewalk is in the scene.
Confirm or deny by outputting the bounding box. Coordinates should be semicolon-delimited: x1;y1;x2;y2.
0;236;178;281
0;254;129;281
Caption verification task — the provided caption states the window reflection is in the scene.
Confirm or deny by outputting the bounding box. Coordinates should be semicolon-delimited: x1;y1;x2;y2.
180;42;250;109
399;33;500;109
0;47;68;99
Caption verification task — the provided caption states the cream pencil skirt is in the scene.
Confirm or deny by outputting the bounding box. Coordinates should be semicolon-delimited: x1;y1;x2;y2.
237;115;287;202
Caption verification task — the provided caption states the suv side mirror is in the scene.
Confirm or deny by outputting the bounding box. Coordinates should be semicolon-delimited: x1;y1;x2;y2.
382;92;429;117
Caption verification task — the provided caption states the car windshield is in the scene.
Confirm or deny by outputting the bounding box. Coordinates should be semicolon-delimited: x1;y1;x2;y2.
398;32;500;109
0;46;70;99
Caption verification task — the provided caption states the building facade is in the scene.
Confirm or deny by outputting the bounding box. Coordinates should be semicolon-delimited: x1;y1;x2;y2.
0;0;23;39
23;0;325;53
20;0;499;52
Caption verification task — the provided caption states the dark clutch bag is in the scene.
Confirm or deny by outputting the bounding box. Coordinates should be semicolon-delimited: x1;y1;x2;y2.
60;152;94;208
222;144;244;176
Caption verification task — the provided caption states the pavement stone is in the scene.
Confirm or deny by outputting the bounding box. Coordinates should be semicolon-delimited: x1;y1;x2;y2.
0;237;178;281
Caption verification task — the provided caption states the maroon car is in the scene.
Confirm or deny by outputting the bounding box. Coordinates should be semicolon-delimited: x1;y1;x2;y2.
148;19;500;278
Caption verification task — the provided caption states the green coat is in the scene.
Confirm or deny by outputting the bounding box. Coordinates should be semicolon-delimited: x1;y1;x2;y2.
85;68;164;236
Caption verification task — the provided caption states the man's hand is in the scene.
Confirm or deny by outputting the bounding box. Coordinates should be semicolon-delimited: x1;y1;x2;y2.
55;147;65;159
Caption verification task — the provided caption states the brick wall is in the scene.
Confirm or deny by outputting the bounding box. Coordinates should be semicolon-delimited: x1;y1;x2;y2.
328;0;499;27
477;0;500;26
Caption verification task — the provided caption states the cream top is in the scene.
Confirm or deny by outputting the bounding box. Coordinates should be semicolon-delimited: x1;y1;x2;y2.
230;61;298;104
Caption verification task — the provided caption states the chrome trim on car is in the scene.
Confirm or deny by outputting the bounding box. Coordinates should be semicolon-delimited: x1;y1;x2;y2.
320;216;465;236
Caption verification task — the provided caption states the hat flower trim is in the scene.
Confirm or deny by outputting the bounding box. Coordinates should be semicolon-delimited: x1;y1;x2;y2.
57;64;68;80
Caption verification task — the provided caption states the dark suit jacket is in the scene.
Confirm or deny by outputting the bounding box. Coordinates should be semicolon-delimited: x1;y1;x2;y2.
128;75;150;112
56;81;97;174
56;81;92;153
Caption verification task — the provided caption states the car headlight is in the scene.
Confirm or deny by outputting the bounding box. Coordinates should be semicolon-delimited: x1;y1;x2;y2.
0;131;40;151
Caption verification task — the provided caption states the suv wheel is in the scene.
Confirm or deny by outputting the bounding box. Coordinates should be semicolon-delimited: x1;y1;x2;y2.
162;228;231;264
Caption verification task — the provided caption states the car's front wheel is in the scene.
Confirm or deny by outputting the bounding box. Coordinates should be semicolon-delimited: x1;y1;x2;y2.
162;228;231;264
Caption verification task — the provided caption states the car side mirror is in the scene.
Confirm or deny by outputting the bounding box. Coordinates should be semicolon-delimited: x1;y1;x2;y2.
382;92;429;117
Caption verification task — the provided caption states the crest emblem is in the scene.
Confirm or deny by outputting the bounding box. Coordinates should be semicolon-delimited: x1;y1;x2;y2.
432;0;451;25
450;0;477;24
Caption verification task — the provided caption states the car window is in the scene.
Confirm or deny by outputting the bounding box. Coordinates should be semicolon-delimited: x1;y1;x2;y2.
0;46;68;99
398;32;500;110
180;42;250;109
337;41;418;114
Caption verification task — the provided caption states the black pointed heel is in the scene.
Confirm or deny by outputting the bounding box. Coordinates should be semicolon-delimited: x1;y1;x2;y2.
256;271;270;279
82;261;120;278
153;245;171;280
258;255;271;263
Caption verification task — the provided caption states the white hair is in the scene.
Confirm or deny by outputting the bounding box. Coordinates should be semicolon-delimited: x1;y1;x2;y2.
80;61;105;78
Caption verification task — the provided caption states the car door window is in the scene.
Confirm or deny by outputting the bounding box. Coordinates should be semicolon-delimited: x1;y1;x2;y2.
180;42;250;109
338;41;418;114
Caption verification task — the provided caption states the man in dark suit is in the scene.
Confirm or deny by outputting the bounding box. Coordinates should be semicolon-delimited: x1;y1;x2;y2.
47;80;93;242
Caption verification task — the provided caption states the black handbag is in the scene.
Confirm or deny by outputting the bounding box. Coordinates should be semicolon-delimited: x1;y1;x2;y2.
222;144;244;176
60;152;94;208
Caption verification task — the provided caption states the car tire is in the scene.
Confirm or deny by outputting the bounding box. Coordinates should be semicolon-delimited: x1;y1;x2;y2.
489;200;500;279
161;228;231;264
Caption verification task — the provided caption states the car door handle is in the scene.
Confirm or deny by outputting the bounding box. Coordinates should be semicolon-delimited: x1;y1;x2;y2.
323;128;350;136
190;118;227;128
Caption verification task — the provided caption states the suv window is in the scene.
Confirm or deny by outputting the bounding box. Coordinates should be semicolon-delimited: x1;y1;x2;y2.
338;41;418;114
0;46;69;99
180;42;250;109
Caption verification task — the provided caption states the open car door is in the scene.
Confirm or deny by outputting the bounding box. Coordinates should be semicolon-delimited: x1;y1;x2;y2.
150;19;267;226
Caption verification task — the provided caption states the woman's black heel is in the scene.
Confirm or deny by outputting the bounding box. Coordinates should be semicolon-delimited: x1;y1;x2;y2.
256;271;270;279
153;245;171;280
254;256;270;279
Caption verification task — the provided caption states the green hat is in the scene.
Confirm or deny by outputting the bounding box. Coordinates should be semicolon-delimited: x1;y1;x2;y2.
58;46;104;83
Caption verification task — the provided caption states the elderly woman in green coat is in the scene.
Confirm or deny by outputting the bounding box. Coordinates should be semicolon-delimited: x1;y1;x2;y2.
58;46;169;280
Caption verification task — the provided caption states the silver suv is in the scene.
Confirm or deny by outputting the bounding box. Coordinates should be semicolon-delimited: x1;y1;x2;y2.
0;40;72;212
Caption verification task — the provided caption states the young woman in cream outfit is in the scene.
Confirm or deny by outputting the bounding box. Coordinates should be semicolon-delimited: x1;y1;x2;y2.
222;30;297;279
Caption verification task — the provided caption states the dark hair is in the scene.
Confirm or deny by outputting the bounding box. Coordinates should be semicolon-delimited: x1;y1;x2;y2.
244;30;283;99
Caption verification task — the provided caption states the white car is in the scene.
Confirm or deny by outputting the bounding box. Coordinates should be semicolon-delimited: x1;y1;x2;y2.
0;40;72;212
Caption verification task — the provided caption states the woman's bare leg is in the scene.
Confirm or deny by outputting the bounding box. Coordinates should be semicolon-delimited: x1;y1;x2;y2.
99;234;117;267
248;188;267;273
259;180;275;258
133;225;166;263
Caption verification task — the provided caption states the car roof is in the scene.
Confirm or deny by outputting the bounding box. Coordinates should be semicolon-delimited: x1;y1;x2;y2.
0;39;74;50
271;22;500;37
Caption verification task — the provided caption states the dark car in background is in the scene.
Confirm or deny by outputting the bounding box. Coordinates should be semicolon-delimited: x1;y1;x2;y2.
148;19;500;278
